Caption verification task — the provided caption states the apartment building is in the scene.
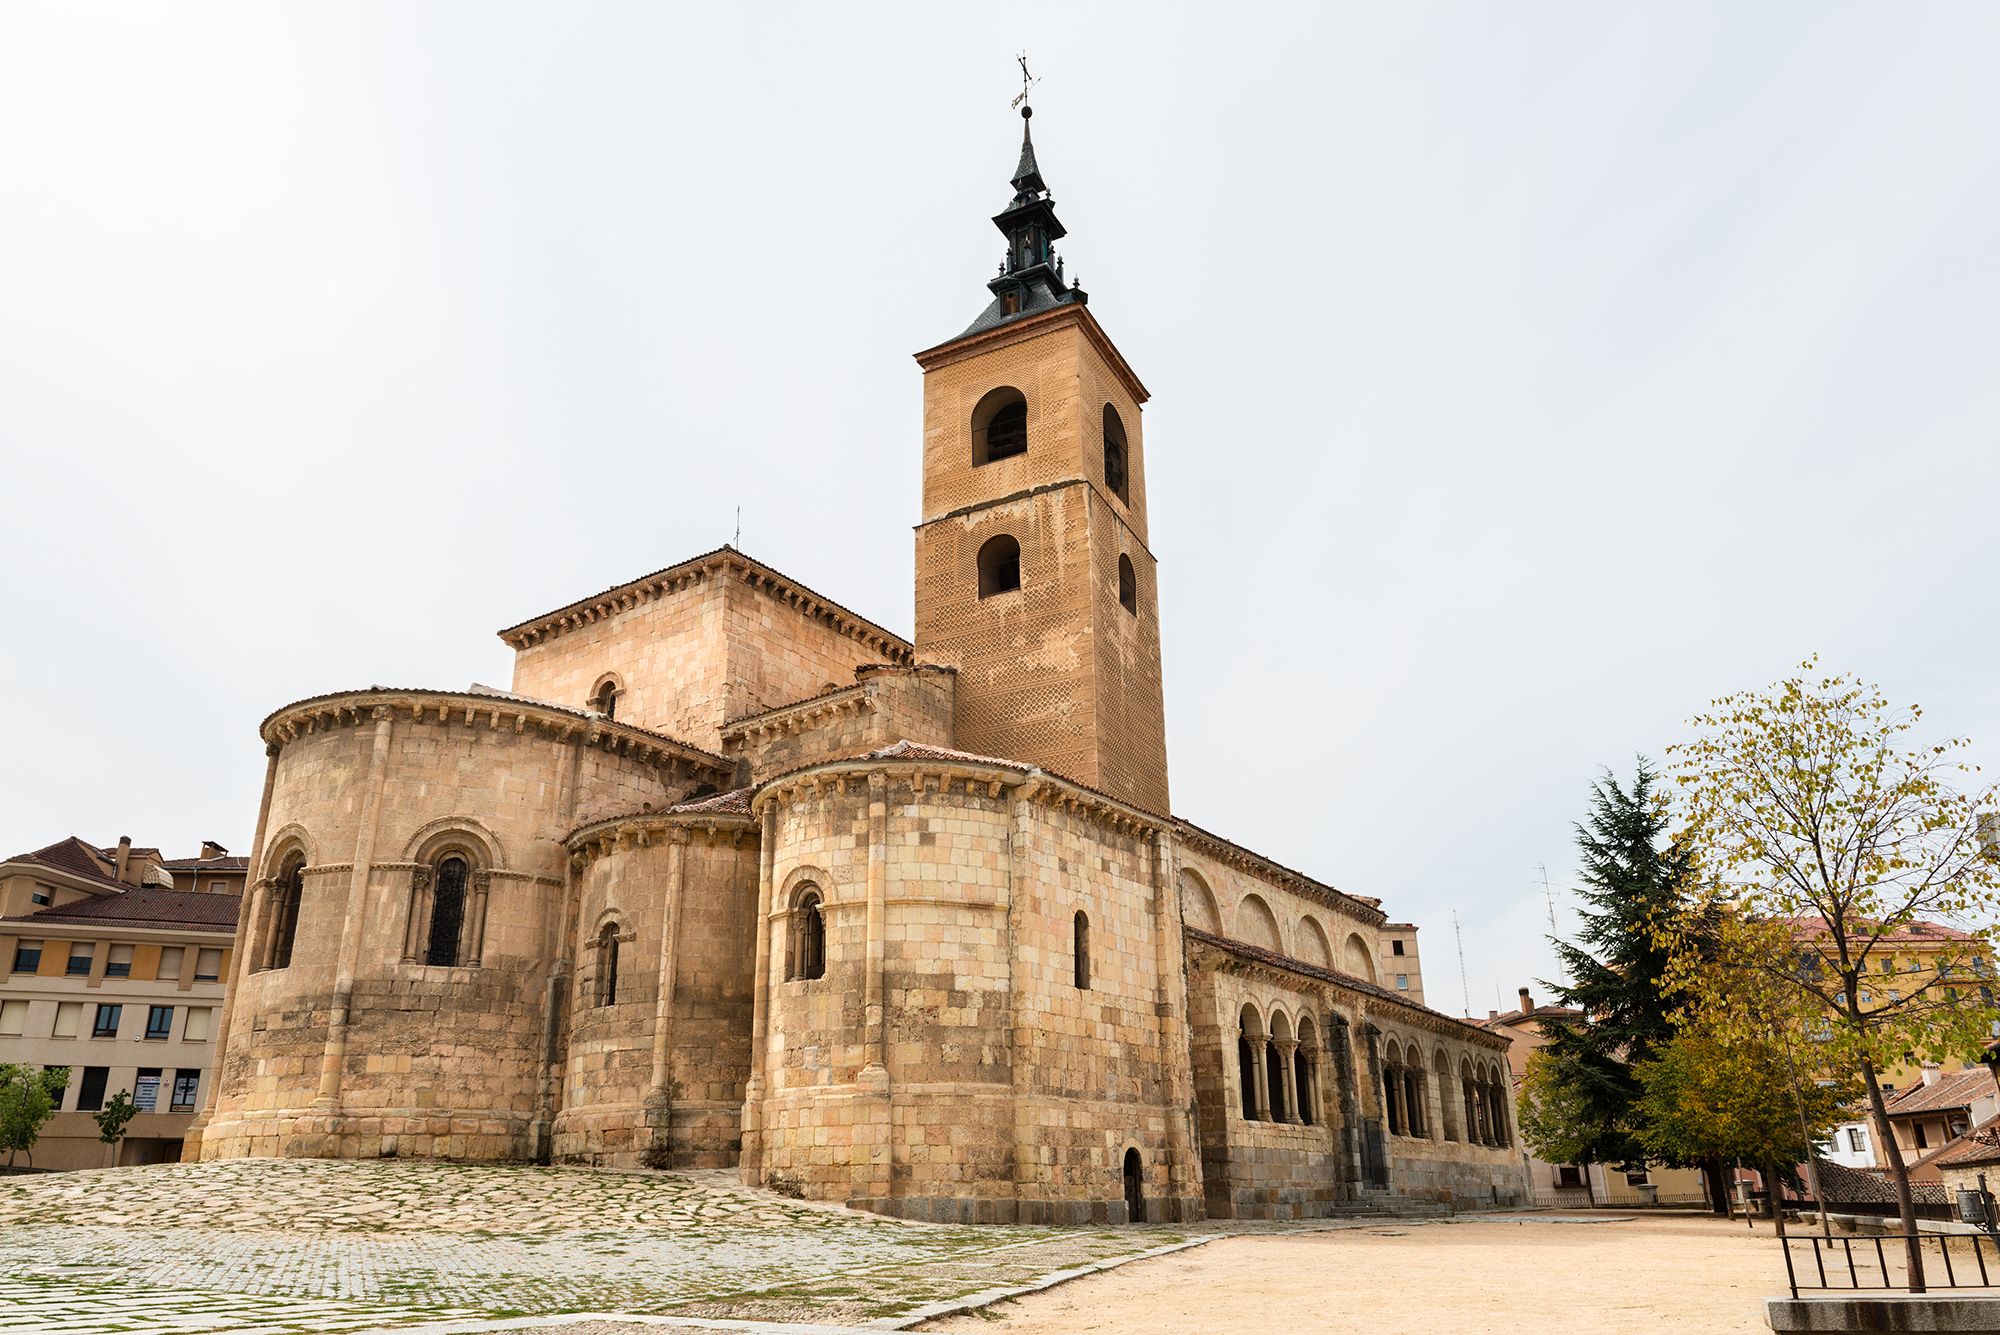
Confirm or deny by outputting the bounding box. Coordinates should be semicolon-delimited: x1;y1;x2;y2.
0;837;240;1169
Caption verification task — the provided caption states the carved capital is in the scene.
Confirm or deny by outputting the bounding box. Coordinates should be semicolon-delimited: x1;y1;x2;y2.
410;865;433;893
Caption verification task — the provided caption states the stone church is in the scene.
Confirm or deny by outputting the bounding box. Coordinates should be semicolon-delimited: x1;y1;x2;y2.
188;109;1528;1222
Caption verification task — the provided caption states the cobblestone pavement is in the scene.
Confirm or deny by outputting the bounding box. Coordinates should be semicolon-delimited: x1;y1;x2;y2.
0;1160;1200;1333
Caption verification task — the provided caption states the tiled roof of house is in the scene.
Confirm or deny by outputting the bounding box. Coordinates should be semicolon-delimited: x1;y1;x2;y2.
2;837;128;892
1813;1156;1954;1205
1884;1067;2000;1117
158;855;249;874
1482;1004;1586;1030
0;885;239;932
1784;915;1981;948
1929;1117;2000;1171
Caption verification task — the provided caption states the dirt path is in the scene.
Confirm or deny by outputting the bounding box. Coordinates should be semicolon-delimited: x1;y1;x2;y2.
922;1214;1785;1334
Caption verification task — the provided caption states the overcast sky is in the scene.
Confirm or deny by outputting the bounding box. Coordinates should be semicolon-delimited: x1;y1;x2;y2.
3;3;1996;1018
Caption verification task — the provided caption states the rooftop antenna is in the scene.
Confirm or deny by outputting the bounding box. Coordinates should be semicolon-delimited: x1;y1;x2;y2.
1011;52;1038;110
733;506;741;548
1453;909;1471;1018
1540;864;1558;934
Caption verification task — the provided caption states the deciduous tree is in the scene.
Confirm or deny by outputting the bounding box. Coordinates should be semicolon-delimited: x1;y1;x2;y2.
1667;660;2000;1289
0;1064;70;1168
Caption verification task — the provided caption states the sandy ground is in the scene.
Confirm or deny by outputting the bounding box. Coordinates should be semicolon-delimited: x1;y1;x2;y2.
922;1213;1787;1334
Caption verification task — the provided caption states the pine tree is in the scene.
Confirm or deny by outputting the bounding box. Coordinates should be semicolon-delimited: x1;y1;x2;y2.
1532;762;1694;1173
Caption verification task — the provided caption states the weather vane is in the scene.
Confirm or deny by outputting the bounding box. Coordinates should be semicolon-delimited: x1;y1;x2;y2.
1011;52;1038;111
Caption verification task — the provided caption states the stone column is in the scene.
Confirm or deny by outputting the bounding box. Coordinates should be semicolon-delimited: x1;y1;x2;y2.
465;870;492;966
1249;1040;1270;1120
184;742;280;1157
401;867;433;963
858;770;893;1204
739;802;778;1186
312;705;395;1133
1147;829;1201;1220
1277;1041;1301;1124
1327;1014;1363;1197
644;833;687;1160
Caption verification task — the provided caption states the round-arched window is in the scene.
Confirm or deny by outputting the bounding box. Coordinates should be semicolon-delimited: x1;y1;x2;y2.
977;534;1022;599
972;386;1029;466
1102;404;1130;502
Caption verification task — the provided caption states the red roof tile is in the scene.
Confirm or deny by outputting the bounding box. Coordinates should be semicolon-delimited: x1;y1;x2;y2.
2;885;239;932
1884;1066;2000;1117
3;837;127;892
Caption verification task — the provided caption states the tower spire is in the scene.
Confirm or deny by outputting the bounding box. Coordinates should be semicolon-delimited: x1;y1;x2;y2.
953;104;1087;339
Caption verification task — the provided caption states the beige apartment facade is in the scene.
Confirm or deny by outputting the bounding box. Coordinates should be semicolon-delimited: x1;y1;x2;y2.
0;839;239;1170
185;108;1530;1222
1484;987;1710;1207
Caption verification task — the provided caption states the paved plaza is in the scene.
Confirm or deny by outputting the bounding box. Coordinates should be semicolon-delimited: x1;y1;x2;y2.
0;1159;1201;1333
0;1160;1795;1332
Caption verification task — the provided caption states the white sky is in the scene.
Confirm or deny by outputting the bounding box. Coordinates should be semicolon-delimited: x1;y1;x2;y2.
3;3;1996;1018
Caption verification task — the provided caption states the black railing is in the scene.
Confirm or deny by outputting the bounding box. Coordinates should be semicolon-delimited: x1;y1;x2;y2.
1781;1231;2000;1299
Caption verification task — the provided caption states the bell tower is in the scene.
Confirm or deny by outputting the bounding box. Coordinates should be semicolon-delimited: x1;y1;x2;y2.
912;107;1170;814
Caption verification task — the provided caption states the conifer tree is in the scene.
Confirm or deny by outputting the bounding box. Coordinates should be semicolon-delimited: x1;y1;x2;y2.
1526;763;1694;1178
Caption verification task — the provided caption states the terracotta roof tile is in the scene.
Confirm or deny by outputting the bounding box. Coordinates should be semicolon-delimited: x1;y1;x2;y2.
1884;1066;2000;1116
3;837;127;892
1;885;239;932
159;856;250;873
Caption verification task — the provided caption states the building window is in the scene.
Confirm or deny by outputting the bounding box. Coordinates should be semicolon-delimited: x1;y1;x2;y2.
1396;974;1410;990
52;1001;80;1038
425;856;470;967
1847;1128;1867;1152
264;853;304;972
1557;1165;1585;1188
157;946;183;981
183;1007;212;1041
787;888;826;982
971;386;1029;465
193;948;222;982
1073;911;1091;990
595;923;620;1006
170;1070;200;1112
92;1004;122;1039
67;945;94;976
591;677;620;720
106;944;134;978
1915;1123;1929;1149
977;534;1022;598
145;1006;174;1041
0;1000;25;1036
1117;554;1137;615
1391;939;1406;956
133;1067;161;1112
10;941;40;973
209;881;226;894
76;1066;109;1113
30;891;50;906
1101;404;1130;502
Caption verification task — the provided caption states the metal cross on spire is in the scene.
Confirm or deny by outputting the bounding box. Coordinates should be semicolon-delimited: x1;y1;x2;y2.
1010;52;1038;110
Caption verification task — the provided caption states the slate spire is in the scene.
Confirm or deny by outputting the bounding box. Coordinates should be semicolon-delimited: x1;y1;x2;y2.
952;106;1087;340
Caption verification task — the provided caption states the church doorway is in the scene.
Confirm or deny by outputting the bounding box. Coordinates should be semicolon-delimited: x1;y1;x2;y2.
1123;1148;1145;1223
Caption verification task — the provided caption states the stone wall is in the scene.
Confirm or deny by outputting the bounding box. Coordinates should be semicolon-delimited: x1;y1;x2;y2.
747;757;1199;1223
1187;937;1526;1218
722;666;956;782
192;692;719;1163
506;551;906;751
556;818;758;1168
912;309;1169;815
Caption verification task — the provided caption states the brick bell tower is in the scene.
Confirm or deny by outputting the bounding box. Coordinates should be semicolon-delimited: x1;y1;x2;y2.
912;105;1170;814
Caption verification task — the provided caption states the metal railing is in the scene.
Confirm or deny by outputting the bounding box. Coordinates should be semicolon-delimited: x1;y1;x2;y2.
1781;1231;2000;1299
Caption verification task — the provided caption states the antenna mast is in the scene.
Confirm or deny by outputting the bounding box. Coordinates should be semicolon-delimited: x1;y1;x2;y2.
1453;909;1471;1018
1540;864;1558;933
